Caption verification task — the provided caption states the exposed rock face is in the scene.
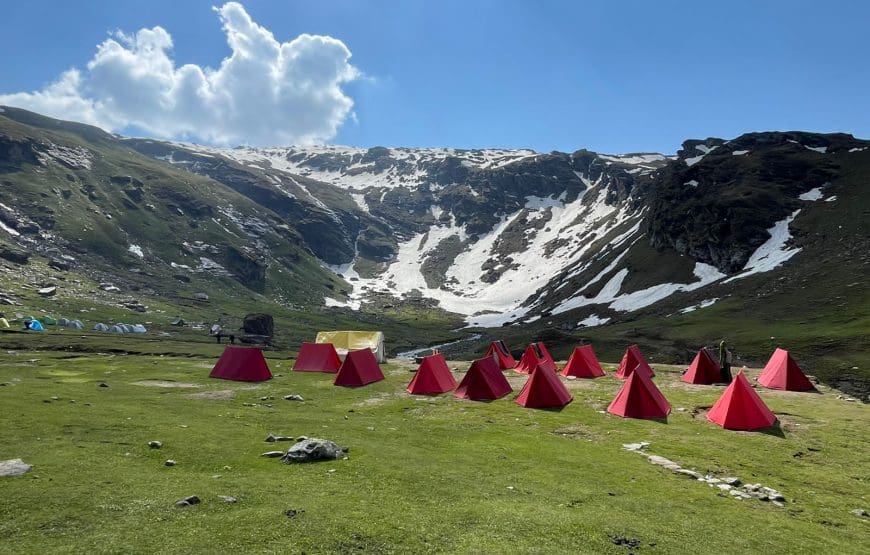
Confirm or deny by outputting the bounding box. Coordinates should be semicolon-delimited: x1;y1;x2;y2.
647;132;858;273
222;245;266;291
0;246;28;264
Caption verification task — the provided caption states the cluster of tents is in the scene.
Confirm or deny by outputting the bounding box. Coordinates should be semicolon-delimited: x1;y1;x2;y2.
1;315;85;331
208;334;815;433
91;322;147;334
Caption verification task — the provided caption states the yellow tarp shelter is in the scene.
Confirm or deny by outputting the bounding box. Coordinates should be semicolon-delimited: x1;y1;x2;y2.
315;330;386;363
0;318;10;329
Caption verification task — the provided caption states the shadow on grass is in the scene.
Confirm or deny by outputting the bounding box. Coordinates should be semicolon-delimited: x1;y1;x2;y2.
758;421;787;438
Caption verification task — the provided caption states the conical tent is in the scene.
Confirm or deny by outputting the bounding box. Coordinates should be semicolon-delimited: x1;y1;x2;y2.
485;340;517;370
757;348;815;391
334;348;385;387
514;345;543;374
534;342;557;371
27;320;44;331
293;342;342;373
682;348;720;385
210;346;273;382
615;344;655;379
0;318;10;329
707;371;777;430
607;366;671;419
561;345;605;378
93;323;109;332
516;363;573;408
407;353;458;395
454;356;512;401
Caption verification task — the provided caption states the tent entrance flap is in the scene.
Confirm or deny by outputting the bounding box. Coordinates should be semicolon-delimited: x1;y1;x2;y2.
316;331;386;363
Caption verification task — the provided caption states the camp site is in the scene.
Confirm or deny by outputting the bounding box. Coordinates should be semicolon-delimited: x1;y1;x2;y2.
2;2;870;553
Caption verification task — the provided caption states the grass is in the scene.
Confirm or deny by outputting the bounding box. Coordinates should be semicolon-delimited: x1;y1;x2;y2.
1;349;867;553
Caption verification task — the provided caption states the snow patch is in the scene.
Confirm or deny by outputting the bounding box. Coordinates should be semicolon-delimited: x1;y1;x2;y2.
848;147;867;153
128;245;144;258
798;187;824;201
825;195;837;202
685;180;699;188
724;210;802;283
679;298;719;314
732;150;750;156
578;314;610;327
803;145;827;154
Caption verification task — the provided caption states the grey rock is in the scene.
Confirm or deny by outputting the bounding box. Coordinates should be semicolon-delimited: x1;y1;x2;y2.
218;495;237;504
281;438;348;464
621;442;650;451
261;451;285;458
98;382;109;388
674;469;702;479
265;434;277;443
175;495;200;507
647;455;677;467
723;477;741;486
849;508;868;518
283;394;304;401
717;484;733;492
164;459;176;467
772;501;785;507
148;441;162;449
0;458;32;477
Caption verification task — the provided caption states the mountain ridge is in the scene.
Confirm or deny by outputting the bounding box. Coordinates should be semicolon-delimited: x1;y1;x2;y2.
1;105;868;396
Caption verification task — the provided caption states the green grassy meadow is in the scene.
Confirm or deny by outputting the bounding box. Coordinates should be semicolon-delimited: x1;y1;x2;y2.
1;348;867;554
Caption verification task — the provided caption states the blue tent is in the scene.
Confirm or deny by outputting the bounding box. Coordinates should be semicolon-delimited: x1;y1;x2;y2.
28;320;44;331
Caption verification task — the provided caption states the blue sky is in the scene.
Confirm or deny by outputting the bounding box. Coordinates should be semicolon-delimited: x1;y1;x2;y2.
1;0;868;153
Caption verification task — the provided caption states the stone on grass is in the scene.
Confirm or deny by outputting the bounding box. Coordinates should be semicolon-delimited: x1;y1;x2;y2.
622;442;650;452
175;495;200;507
261;451;284;458
647;455;677;467
0;459;32;477
283;394;304;401
674;469;702;479
148;441;162;449
164;459;176;467
850;508;868;518
218;495;237;504
280;438;348;464
99;382;109;388
723;477;741;486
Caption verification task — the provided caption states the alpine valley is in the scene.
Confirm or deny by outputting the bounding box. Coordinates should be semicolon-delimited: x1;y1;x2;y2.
1;106;867;396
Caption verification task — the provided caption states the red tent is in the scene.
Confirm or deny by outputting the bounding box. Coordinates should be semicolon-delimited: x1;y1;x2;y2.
334;348;385;387
757;348;815;391
407;353;457;395
614;344;655;379
561;345;605;378
516;363;573;408
707;371;777;430
535;342;557;371
485;340;517;370
293;342;341;373
454;356;512;401
210;346;272;382
607;366;670;419
681;348;720;385
514;343;556;374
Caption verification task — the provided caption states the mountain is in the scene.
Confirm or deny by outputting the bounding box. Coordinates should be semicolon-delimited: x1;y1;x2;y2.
2;106;868;396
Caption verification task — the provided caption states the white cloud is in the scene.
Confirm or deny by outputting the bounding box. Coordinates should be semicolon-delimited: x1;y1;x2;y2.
0;2;359;146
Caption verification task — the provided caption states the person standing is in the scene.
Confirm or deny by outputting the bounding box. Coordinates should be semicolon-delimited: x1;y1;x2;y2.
718;340;733;384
